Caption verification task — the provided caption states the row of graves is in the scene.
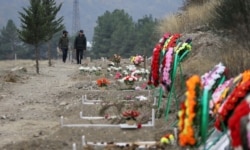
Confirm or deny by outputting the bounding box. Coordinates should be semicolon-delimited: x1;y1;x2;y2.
60;32;249;150
64;51;174;149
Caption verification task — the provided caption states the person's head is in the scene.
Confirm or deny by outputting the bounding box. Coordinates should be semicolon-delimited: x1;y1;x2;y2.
63;30;68;36
79;30;84;36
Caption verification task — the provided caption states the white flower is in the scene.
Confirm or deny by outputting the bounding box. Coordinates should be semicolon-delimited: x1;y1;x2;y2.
128;77;133;81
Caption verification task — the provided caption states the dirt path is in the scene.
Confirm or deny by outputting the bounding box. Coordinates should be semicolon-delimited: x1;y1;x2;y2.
0;60;79;148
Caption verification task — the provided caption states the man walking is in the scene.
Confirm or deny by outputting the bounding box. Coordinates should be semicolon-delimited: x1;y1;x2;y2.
74;30;87;64
58;30;69;63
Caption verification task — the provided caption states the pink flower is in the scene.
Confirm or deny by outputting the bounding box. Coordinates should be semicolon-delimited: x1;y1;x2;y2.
115;72;122;79
162;47;174;86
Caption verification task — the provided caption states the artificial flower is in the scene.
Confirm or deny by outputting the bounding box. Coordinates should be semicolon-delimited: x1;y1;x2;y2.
174;38;192;55
96;78;110;87
149;44;164;86
131;55;144;65
215;80;250;131
178;75;201;146
209;78;233;115
123;75;137;86
201;62;226;90
228;99;250;148
148;33;172;87
162;47;174;89
240;70;250;84
163;33;181;52
122;110;140;120
114;72;122;79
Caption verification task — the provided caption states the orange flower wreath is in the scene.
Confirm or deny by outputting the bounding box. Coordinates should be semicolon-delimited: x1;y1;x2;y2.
178;75;201;146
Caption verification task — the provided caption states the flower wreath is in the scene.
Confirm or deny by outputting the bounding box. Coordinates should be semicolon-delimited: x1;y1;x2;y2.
162;47;174;89
149;34;171;86
216;71;250;123
163;33;181;52
160;34;181;87
240;70;250;85
228;94;250;149
201;62;226;90
174;38;192;58
214;80;250;131
178;75;201;146
209;78;234;115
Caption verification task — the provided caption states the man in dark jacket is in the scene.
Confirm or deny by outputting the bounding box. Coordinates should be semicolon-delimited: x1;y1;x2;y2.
58;30;69;63
74;30;87;64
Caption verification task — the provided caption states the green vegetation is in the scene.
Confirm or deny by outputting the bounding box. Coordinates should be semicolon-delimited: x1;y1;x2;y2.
0;19;34;60
91;9;159;58
18;0;64;73
42;0;64;66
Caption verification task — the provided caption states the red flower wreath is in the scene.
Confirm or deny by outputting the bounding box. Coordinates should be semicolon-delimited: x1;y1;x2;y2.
214;80;250;131
228;99;250;148
148;33;171;86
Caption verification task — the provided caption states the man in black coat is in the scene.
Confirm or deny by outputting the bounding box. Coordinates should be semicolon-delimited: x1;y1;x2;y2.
58;30;69;63
74;30;87;64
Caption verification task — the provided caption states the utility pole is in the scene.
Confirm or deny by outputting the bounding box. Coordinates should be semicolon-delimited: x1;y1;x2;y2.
72;0;80;36
71;0;81;63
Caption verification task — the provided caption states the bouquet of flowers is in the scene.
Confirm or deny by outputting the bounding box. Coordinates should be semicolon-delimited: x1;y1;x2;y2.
122;110;140;125
123;75;137;86
131;55;144;65
96;78;110;87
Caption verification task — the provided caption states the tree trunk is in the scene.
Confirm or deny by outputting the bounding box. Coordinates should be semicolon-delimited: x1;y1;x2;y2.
48;41;52;66
35;45;40;74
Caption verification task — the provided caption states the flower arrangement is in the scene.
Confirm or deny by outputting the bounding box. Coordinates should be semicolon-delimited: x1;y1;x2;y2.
96;78;110;87
131;55;144;65
178;75;201;147
148;33;170;86
162;47;174;90
162;33;181;53
209;78;234;115
214;80;250;131
174;38;192;55
149;33;183;87
114;72;122;79
123;75;137;86
122;110;140;125
201;62;226;90
160;134;175;145
228;98;250;149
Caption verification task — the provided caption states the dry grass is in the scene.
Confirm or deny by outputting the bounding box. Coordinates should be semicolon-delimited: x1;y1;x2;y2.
0;59;58;73
0;59;34;70
220;44;250;77
156;1;218;34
